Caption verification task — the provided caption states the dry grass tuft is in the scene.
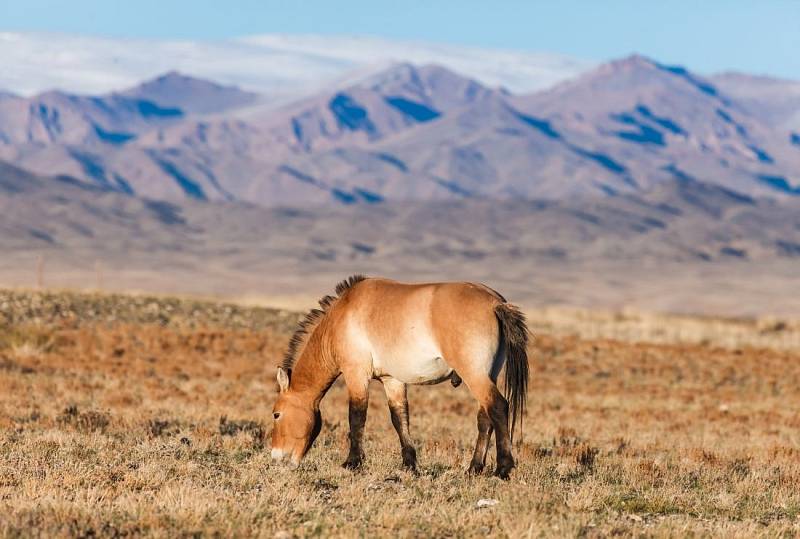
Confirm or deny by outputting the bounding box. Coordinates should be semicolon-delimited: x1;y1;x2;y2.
56;405;111;433
219;416;266;449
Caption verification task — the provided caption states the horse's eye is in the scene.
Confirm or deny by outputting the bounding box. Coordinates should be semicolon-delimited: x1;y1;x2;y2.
273;412;281;420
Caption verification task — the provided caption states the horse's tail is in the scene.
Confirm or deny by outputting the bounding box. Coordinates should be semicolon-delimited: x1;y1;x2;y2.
494;302;530;443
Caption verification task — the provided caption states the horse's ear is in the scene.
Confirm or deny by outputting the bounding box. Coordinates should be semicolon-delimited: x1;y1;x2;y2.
277;367;290;392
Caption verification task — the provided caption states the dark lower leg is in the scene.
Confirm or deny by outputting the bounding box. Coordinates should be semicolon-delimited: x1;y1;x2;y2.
389;400;417;471
468;408;492;474
343;396;368;469
383;379;417;471
487;388;515;479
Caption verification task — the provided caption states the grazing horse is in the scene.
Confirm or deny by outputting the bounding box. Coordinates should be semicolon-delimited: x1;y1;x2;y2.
270;275;529;479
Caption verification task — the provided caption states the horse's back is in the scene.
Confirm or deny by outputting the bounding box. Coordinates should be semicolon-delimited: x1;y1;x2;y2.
350;277;501;308
347;278;502;333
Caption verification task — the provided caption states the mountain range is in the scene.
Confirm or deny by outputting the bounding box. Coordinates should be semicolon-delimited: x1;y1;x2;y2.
2;47;800;315
2;55;800;206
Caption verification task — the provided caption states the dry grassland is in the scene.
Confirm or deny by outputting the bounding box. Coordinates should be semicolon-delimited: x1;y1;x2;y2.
1;289;799;537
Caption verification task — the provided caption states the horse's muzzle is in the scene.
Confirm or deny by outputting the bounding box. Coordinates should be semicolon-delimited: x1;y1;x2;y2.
271;448;299;469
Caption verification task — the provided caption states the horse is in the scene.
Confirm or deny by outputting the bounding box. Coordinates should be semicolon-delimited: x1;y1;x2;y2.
270;275;530;479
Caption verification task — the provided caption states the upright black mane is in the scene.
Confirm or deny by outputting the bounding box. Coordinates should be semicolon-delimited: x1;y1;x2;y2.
281;275;368;371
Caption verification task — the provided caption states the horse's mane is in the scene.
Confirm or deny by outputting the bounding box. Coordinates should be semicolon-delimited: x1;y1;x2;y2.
281;275;368;371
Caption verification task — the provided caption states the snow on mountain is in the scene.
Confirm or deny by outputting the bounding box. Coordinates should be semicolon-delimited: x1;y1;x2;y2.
711;72;800;131
0;31;593;97
238;34;593;94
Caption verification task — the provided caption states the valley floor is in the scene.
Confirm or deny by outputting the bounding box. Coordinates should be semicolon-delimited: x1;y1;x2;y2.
2;254;800;318
0;289;799;537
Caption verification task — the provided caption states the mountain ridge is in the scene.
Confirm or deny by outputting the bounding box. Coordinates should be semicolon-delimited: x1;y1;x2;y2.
119;71;261;115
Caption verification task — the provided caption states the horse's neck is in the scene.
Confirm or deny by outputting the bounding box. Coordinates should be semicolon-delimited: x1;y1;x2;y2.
290;329;339;407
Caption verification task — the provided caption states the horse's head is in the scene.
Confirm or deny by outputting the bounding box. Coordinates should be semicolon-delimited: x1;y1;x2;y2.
270;367;322;468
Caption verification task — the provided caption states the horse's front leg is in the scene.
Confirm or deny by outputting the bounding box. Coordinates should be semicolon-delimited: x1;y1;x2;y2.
381;377;417;471
342;378;369;470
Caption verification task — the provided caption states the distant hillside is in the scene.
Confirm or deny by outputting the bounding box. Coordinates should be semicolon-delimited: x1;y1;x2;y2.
2;159;799;315
0;90;183;148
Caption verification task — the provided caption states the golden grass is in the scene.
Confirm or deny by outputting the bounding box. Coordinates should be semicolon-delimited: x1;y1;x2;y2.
526;305;800;351
1;289;800;537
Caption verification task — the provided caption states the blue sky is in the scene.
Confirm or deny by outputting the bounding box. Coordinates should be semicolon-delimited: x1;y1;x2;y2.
2;0;798;78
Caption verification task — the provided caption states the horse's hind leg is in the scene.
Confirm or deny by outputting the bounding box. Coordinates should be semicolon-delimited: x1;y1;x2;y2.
468;407;493;475
461;374;515;479
485;385;515;479
381;377;417;471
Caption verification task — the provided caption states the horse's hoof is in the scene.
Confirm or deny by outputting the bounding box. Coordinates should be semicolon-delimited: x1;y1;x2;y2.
467;462;485;475
493;463;514;480
401;447;417;472
342;458;363;470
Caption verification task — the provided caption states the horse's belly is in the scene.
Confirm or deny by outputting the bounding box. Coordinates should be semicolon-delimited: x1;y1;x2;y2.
372;343;452;385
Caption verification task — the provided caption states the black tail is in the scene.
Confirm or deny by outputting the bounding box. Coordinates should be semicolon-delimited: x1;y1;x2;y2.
495;303;530;443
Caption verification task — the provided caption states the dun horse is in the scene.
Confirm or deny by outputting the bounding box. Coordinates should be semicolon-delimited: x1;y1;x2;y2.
270;275;529;478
